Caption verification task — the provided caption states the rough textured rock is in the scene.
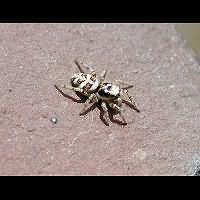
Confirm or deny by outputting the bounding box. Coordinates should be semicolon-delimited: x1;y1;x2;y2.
0;23;200;175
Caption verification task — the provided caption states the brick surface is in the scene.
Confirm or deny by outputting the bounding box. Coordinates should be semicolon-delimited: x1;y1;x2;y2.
0;23;200;175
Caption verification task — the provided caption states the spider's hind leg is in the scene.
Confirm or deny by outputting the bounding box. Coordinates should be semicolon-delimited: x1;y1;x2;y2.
121;89;140;112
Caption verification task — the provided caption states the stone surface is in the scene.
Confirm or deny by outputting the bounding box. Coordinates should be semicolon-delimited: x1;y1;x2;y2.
0;23;200;175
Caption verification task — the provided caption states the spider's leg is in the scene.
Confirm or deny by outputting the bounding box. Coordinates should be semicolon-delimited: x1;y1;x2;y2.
114;80;133;89
101;102;110;125
121;89;140;112
74;59;85;73
115;97;122;106
85;64;96;74
59;84;84;93
79;99;93;115
74;58;97;76
84;63;97;78
108;103;127;125
100;70;107;82
79;94;98;115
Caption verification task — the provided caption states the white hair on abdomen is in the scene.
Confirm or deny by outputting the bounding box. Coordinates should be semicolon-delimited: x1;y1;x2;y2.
79;80;88;88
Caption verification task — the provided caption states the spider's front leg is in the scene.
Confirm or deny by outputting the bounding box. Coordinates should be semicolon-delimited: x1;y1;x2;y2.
74;59;96;76
79;93;98;115
59;84;84;93
100;70;107;83
74;59;85;73
108;102;127;125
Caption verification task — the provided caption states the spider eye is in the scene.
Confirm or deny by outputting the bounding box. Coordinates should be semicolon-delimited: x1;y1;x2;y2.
99;89;110;97
107;86;112;90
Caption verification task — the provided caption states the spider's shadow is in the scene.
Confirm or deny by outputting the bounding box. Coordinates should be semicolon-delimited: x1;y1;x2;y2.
80;102;127;126
54;85;86;103
55;85;139;126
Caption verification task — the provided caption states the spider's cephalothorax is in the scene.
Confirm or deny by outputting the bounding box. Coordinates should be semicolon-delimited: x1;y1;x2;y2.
97;83;120;100
56;59;140;125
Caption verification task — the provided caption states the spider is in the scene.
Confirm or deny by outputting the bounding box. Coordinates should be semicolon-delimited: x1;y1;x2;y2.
56;59;140;125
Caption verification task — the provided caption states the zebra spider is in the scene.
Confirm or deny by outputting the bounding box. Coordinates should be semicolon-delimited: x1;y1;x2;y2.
56;59;140;125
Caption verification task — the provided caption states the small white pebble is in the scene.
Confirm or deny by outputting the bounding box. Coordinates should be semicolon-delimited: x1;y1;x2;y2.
50;117;58;124
133;149;147;161
169;84;175;88
139;114;145;119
